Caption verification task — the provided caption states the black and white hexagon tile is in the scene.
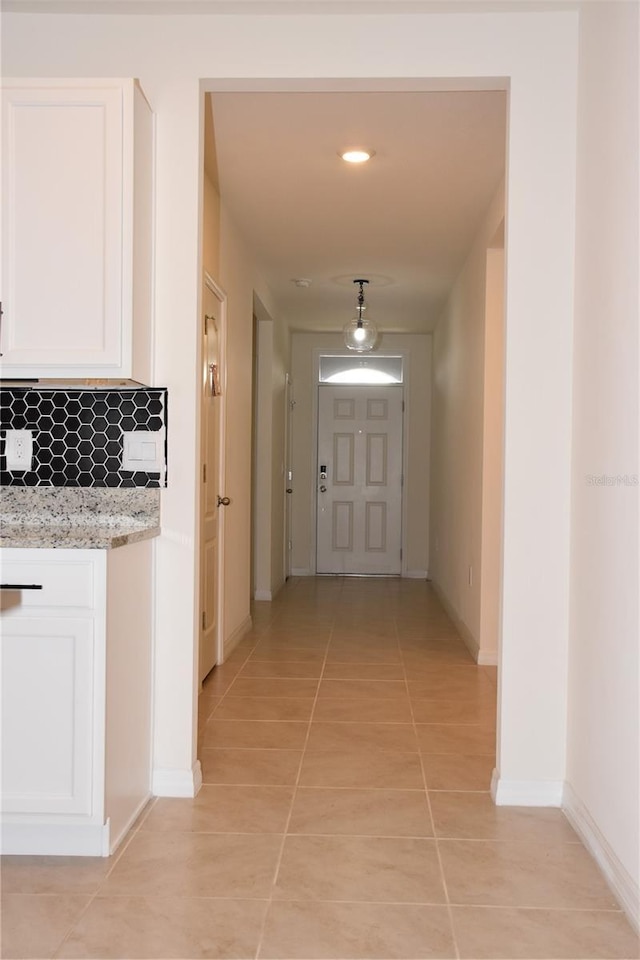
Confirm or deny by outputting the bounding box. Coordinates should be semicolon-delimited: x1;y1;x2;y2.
0;387;168;488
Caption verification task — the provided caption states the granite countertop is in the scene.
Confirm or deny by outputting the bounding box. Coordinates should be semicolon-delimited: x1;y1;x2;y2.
0;488;161;550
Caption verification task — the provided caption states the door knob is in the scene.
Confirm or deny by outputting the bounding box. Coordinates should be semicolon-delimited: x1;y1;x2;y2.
319;485;327;493
286;488;293;494
217;495;231;506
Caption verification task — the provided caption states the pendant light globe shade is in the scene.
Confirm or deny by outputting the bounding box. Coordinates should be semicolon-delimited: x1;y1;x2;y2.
343;316;378;352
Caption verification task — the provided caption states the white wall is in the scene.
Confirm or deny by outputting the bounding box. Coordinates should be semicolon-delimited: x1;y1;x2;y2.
566;0;639;921
430;186;504;662
479;241;505;663
4;7;580;801
252;299;290;601
290;332;432;578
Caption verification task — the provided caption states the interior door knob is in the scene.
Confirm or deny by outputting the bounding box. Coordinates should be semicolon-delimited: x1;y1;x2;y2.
217;495;231;506
319;485;327;493
286;488;293;494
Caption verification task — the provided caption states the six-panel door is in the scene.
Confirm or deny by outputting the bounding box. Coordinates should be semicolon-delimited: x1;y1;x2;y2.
316;384;403;575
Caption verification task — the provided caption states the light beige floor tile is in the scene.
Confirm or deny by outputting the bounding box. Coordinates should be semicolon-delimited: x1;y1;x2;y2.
141;784;294;834
289;787;433;837
298;748;424;789
0;857;112;895
239;660;324;678
259;901;455;959
202;668;243;697
201;719;308;750
401;648;468;663
57;896;268;959
452;905;640;959
430;793;579;843
318;678;408;699
200;747;302;785
409;675;495;701
100;832;282;898
331;624;397;643
213;697;315;721
306;721;418;754
249;646;326;662
1;895;89;960
423;754;495;791
256;631;329;646
313;697;414;722
440;840;621;909
404;662;482;682
398;627;460;641
416;723;496;756
228;677;319;698
197;695;220;722
324;647;403;664
412;699;496;725
322;662;404;679
274;835;445;903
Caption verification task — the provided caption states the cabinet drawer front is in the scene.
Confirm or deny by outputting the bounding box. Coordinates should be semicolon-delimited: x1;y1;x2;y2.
1;618;96;815
1;557;96;610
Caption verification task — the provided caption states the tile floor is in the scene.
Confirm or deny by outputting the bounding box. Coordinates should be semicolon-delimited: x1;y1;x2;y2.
2;577;639;959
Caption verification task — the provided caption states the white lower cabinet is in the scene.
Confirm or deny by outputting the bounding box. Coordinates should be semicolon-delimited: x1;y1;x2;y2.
0;545;152;856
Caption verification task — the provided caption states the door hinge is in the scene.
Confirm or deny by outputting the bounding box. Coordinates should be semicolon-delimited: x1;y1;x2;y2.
202;611;206;630
400;548;403;561
203;463;207;482
402;400;405;412
401;474;404;487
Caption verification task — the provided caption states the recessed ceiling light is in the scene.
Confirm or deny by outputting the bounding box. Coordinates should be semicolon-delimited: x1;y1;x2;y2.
339;149;375;164
291;278;312;288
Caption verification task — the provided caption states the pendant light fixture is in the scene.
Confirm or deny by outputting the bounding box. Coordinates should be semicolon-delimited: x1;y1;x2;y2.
343;278;378;352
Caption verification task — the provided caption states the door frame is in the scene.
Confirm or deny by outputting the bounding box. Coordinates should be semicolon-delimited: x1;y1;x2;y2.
309;346;412;577
201;271;228;666
283;372;294;582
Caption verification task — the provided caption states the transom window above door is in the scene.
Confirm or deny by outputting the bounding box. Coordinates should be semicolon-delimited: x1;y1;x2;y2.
319;355;404;385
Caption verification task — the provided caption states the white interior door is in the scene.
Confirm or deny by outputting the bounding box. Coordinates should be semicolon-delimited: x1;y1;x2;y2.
199;279;226;682
316;384;403;575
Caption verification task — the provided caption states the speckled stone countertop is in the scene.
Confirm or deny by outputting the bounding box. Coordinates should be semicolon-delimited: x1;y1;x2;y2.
0;488;161;549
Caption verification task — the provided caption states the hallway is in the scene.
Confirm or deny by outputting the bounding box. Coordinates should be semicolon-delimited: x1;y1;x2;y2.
2;577;638;959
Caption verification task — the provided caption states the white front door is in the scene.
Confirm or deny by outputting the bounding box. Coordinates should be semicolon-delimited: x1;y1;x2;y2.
316;384;403;575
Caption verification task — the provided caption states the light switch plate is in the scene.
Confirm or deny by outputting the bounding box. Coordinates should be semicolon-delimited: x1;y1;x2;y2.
121;430;166;475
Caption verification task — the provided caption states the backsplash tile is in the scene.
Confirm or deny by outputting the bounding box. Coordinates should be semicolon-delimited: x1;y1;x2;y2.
0;387;168;488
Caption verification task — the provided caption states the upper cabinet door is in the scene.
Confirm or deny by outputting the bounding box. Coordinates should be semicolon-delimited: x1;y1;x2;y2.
0;80;152;379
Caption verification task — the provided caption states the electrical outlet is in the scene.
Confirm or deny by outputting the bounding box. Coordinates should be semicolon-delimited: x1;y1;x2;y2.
5;430;34;471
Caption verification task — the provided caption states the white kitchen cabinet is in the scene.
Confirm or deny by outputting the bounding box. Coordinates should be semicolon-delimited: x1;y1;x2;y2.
0;544;152;856
0;79;153;381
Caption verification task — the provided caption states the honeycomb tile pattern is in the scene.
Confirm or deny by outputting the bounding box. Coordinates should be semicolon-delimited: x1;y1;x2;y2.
0;388;168;488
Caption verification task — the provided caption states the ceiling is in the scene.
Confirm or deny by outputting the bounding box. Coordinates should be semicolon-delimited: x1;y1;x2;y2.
208;89;507;334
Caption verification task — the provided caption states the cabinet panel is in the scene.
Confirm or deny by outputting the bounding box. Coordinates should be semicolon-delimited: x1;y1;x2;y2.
1;617;96;815
1;85;124;371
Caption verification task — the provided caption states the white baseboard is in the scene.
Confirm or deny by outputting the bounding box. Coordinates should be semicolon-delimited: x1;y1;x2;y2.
404;569;428;579
477;649;498;666
291;567;311;577
223;614;252;660
563;782;640;931
491;770;564;806
152;760;202;798
254;589;272;601
0;818;110;857
108;792;152;855
430;580;479;656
